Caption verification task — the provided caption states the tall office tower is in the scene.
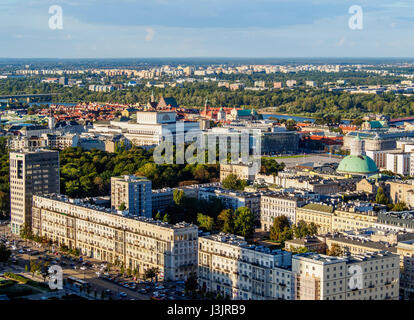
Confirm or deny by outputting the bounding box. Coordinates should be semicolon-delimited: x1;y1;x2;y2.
9;150;60;235
111;175;152;218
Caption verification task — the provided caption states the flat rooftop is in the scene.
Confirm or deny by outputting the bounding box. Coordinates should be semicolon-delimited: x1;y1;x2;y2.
34;193;195;230
201;233;288;256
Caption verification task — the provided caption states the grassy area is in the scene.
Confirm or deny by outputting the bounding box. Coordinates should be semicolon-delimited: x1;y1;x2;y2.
0;279;17;288
0;277;36;298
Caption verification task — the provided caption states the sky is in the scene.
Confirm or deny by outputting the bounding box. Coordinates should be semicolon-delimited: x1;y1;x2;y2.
1;0;414;58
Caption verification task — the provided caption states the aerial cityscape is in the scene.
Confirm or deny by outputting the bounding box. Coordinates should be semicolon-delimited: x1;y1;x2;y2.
2;0;414;312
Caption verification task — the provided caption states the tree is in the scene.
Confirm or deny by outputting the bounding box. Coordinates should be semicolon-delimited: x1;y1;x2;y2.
20;223;33;240
162;214;171;223
173;189;185;206
197;213;214;232
217;209;234;233
185;274;198;293
308;222;318;236
154;211;162;220
222;174;247;191
376;187;389;205
269;215;291;242
291;246;309;254
118;203;126;211
0;244;11;263
327;244;343;257
392;202;408;212
293;220;319;238
234;207;255;238
144;267;158;281
30;260;41;276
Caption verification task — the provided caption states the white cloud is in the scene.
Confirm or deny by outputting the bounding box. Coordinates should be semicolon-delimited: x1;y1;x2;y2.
145;27;155;41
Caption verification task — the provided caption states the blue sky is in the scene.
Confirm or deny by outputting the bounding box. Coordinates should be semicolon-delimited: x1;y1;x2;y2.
1;0;414;58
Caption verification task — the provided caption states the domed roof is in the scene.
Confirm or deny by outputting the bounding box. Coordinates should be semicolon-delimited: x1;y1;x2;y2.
337;155;379;175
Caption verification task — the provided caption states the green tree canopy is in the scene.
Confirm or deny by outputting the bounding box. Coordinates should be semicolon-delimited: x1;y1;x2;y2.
234;207;255;238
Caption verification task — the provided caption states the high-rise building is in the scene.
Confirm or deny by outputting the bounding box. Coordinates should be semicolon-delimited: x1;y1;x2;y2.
9;150;60;234
111;175;152;217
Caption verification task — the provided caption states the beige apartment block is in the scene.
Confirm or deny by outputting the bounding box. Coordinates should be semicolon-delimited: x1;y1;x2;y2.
220;163;256;182
386;180;414;207
32;194;198;281
296;203;334;234
332;209;378;233
397;240;414;299
324;235;389;255
292;251;400;300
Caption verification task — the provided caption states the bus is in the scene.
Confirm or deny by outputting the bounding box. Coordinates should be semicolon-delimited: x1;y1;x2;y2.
67;276;90;289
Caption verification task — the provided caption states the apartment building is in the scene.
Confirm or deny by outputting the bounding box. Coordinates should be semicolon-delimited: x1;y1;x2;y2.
284;236;326;253
386;180;414;207
198;233;293;300
152;188;174;214
272;172;342;195
9;133;79;152
324;234;389;255
386;152;410;176
110;175;152;218
32;194;198;281
375;212;414;233
220;163;256;182
260;192;306;230
296;203;334;234
396;239;414;299
292;251;399;300
198;187;261;221
9;150;60;235
332;206;378;232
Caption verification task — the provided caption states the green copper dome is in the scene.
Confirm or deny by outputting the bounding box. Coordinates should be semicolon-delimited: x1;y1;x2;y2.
337;155;379;175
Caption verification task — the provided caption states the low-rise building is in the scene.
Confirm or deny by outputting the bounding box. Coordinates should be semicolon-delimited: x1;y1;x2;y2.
284;236;326;253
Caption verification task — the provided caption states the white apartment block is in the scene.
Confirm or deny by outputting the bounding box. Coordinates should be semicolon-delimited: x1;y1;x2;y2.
111;175;152;218
9;150;60;235
32;194;198;281
260;192;306;230
292;251;399;300
198;233;293;300
365;150;388;169
386;152;410;176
